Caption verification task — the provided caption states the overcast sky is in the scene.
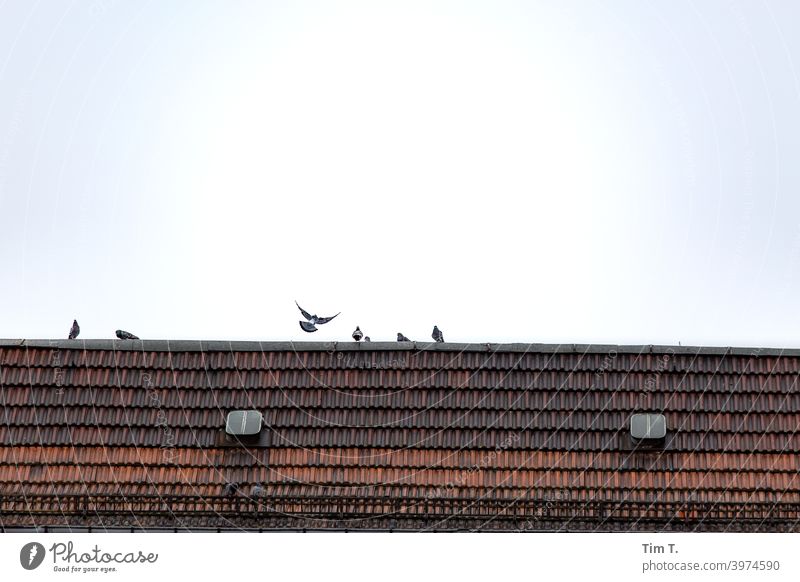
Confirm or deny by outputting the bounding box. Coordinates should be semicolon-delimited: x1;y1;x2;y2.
1;1;799;347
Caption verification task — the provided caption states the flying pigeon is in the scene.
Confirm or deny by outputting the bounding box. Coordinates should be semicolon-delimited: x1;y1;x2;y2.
397;333;410;342
223;482;240;497
68;320;80;340
115;330;139;340
352;326;364;342
432;326;444;342
364;336;371;342
296;300;340;333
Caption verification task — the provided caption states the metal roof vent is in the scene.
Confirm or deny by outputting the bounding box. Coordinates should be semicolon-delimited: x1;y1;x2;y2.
630;413;666;441
225;410;263;436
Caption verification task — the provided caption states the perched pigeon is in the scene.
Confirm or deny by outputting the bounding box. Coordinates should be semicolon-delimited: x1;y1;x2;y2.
364;336;371;342
432;326;444;342
68;320;80;340
115;330;139;340
397;333;410;342
223;482;240;497
296;300;340;333
250;483;265;498
352;326;364;342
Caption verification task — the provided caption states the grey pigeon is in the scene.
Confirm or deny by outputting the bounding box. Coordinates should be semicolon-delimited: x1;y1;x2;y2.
352;326;364;342
68;320;80;340
397;333;410;342
432;325;444;342
223;482;240;497
296;300;340;333
250;483;265;498
115;330;139;340
364;336;371;342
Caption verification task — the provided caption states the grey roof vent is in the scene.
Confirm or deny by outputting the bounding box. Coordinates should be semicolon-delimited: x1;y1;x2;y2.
225;410;263;436
630;413;666;441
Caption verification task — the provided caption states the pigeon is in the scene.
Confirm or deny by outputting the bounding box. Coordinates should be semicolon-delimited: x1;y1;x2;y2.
432;326;444;342
296;300;340;333
397;333;410;342
364;336;371;342
250;483;265;498
223;482;240;497
352;326;364;342
68;320;80;340
115;330;139;340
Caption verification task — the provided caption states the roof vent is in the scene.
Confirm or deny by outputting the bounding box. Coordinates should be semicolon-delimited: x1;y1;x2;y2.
225;410;263;436
630;413;666;441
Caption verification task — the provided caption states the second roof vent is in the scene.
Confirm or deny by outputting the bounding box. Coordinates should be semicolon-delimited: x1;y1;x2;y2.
225;410;263;436
630;413;666;441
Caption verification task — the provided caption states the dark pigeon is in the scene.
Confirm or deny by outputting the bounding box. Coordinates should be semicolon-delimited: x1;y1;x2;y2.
352;326;364;342
296;300;340;333
68;320;80;340
223;482;240;497
432;325;444;342
115;330;139;340
397;333;410;342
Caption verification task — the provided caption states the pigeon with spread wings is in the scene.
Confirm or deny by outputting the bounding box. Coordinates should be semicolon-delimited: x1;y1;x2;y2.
296;300;341;333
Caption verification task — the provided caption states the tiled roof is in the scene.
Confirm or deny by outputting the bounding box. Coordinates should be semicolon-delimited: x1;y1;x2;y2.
1;339;798;531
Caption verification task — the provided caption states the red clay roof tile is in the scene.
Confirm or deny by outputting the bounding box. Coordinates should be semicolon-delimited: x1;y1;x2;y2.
1;340;798;531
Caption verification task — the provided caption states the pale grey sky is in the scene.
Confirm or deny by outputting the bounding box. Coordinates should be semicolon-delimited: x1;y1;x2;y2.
1;1;799;347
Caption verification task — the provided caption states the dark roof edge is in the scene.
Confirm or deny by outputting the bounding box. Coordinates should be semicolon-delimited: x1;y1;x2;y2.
0;339;793;357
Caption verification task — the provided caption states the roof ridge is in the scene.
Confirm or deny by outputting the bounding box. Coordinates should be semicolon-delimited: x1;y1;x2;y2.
0;338;793;356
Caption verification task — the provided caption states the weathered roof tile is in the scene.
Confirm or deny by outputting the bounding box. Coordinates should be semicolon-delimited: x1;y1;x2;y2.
1;341;798;531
